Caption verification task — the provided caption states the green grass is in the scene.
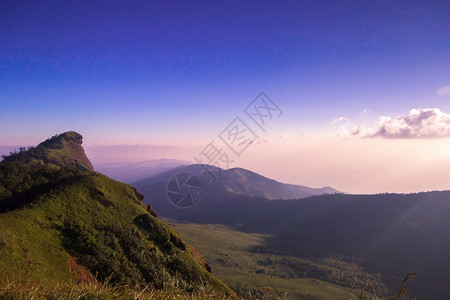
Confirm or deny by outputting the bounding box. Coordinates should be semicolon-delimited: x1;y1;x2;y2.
165;221;387;300
0;131;233;298
0;173;231;297
0;279;233;300
1;131;93;171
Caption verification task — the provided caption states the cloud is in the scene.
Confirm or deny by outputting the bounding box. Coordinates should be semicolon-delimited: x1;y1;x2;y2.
351;108;450;138
358;108;370;118
330;116;349;125
437;85;450;96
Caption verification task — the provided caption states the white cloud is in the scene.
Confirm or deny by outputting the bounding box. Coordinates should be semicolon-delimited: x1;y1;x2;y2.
437;85;450;96
358;108;370;118
351;108;450;138
330;116;349;125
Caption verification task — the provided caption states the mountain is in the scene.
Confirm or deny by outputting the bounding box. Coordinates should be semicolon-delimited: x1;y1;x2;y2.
157;191;450;299
133;163;450;298
167;221;389;299
217;167;339;199
4;132;448;298
0;132;232;298
133;164;340;218
95;158;190;184
1;131;93;171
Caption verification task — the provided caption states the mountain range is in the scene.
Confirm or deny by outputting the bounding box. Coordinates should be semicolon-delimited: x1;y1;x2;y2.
134;163;450;299
133;164;340;218
2;131;450;299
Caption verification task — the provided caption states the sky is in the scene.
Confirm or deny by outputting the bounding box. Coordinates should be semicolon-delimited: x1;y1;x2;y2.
1;0;450;194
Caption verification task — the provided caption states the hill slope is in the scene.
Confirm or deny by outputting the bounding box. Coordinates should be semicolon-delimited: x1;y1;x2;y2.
0;132;232;297
167;220;388;299
220;167;339;199
1;131;93;171
155;191;450;299
133;164;340;218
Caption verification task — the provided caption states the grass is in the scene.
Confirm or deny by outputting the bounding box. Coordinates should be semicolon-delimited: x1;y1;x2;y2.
0;173;231;298
0;132;412;299
0;131;233;298
1;131;93;172
165;220;387;300
0;279;233;300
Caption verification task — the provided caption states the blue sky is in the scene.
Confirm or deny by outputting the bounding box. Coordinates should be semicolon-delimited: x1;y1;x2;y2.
1;1;450;192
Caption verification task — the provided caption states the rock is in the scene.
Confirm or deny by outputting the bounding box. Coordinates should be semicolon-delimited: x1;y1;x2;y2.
147;204;157;217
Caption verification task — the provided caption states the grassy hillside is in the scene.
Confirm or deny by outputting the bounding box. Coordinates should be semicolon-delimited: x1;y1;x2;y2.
0;173;231;295
0;132;233;298
1;131;93;171
166;221;388;300
0;280;233;299
0;132;94;209
154;192;450;299
134;164;450;298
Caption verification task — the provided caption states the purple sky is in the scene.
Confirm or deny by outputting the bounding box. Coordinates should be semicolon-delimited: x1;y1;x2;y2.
1;1;450;193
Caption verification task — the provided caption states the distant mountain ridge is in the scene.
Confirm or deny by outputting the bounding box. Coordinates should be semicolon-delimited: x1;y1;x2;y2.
133;163;340;218
218;167;340;199
96;158;190;183
134;163;450;299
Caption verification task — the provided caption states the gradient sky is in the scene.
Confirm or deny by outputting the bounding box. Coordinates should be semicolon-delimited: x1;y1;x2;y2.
1;1;450;193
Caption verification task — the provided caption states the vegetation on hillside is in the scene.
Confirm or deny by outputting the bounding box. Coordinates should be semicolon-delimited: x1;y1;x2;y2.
0;132;95;210
0;132;232;298
167;221;388;299
0;279;233;300
1;131;93;171
136;188;450;299
0;131;427;299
